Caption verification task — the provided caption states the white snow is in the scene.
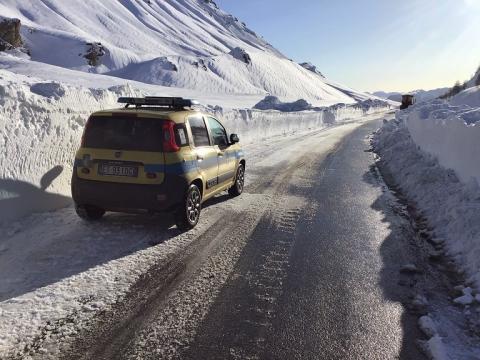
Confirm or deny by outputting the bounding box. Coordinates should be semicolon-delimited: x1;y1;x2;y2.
404;100;480;186
373;102;480;291
0;0;378;107
373;88;449;103
450;85;480;108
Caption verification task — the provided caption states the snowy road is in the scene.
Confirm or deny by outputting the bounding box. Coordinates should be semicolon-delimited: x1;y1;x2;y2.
1;112;427;359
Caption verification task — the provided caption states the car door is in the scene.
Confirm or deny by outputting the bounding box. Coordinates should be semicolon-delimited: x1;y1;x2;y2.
206;116;236;186
187;115;219;196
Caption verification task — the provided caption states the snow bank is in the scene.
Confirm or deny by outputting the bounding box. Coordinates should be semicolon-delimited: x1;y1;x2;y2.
0;73;143;222
372;107;480;290
0;69;390;223
450;86;480;108
403;100;480;185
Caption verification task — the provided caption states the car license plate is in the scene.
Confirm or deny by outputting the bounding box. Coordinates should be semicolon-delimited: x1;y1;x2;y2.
98;163;138;177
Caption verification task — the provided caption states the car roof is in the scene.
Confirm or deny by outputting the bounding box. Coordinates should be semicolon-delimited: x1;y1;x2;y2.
90;108;209;124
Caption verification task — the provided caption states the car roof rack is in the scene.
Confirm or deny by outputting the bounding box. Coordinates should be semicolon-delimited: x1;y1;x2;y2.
118;96;199;110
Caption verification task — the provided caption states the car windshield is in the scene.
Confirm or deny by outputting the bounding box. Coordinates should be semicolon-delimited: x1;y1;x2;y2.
83;116;164;152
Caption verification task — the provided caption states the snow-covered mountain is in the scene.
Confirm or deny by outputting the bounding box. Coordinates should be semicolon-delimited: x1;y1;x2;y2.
0;0;375;106
373;87;449;103
450;67;480;107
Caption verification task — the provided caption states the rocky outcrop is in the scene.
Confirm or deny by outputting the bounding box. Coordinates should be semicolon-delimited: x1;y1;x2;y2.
83;42;106;66
253;95;313;112
229;47;251;65
0;17;23;51
300;62;324;78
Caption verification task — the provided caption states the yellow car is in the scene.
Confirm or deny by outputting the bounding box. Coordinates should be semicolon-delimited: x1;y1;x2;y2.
72;97;245;230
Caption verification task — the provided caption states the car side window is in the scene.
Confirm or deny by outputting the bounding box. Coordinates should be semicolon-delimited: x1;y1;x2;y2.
207;117;228;148
188;116;210;147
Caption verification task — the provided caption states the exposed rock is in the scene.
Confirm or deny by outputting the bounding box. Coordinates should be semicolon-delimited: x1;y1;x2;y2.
193;59;208;71
204;0;219;9
0;17;23;51
229;47;251;65
83;42;106;67
300;62;324;77
254;95;313;112
0;38;13;51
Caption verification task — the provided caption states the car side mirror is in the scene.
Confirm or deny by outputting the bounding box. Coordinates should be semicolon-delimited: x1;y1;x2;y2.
230;133;239;144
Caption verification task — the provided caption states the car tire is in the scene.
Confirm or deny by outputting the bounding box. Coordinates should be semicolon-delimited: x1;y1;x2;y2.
75;203;105;221
228;164;245;197
175;184;202;230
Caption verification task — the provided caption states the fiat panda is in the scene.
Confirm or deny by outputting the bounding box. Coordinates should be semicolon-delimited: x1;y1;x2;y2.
71;97;245;230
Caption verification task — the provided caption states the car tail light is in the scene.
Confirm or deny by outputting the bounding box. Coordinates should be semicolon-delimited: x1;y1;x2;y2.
80;117;92;147
162;120;180;152
146;172;157;179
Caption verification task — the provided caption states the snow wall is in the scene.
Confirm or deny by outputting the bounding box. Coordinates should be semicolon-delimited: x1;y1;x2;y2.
404;101;480;186
0;80;391;222
373;100;480;290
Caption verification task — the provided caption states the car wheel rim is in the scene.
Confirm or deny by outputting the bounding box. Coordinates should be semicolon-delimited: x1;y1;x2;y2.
237;167;244;192
187;188;201;224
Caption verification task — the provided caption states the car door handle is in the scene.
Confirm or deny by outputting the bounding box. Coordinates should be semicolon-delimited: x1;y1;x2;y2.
217;153;224;157
197;155;204;161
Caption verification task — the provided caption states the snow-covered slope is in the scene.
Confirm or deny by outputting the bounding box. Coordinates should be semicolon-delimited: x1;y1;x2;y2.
450;67;480;107
0;0;373;105
465;66;480;88
450;86;480;107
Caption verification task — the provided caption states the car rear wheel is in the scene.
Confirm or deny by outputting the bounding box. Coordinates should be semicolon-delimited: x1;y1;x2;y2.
175;184;202;230
75;203;105;221
228;164;245;197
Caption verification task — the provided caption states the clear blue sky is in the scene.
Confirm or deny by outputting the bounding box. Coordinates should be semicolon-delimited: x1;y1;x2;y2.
216;0;480;92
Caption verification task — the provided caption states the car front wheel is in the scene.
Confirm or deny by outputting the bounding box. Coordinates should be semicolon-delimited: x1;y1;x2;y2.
175;184;202;230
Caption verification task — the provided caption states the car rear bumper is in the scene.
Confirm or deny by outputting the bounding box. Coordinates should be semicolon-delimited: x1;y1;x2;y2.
71;172;188;212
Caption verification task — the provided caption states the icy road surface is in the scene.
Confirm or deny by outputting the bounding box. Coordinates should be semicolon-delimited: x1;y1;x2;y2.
1;112;427;359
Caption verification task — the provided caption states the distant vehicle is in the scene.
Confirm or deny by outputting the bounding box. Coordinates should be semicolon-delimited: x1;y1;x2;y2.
72;97;245;230
400;94;415;110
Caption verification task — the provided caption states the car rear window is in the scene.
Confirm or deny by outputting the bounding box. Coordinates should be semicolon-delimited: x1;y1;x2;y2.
83;116;164;152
